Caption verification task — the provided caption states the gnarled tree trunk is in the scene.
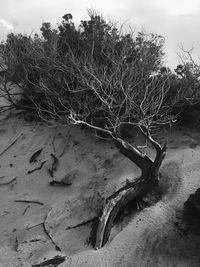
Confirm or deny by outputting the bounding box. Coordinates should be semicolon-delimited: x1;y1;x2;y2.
68;116;167;250
93;127;167;249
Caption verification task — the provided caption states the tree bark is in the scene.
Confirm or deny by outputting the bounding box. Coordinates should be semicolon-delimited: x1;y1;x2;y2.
69;117;167;249
92;130;167;249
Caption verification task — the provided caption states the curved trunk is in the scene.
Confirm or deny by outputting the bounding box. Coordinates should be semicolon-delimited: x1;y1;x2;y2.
69;117;167;249
92;131;167;249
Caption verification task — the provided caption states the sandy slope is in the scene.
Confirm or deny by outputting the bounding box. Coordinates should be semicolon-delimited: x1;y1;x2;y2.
0;116;199;267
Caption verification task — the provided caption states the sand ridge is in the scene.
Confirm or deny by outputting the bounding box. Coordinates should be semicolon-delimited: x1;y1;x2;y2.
0;117;199;266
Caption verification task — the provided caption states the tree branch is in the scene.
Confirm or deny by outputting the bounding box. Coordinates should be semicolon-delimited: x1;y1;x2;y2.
70;112;153;170
69;111;112;136
138;125;167;166
110;133;153;170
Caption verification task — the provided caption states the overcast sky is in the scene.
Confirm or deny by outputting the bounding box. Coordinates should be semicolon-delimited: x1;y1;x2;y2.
0;0;200;69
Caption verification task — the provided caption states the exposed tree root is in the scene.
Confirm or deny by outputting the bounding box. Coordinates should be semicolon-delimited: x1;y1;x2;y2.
67;120;167;250
92;176;157;249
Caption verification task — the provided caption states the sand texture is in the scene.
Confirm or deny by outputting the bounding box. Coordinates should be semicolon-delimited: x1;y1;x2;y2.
0;117;200;266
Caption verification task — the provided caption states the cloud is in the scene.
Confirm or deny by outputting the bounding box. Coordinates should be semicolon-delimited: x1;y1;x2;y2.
0;18;14;31
154;0;200;16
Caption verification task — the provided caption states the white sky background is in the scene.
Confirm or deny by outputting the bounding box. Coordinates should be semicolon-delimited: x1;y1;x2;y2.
0;0;200;69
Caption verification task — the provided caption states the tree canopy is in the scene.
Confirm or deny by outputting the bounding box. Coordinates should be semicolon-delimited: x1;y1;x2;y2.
0;11;200;129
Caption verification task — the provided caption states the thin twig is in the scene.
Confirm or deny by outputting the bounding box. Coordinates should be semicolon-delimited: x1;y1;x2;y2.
0;177;17;186
26;222;44;230
22;205;30;215
0;133;22;157
27;160;47;174
15;200;44;206
43;212;61;251
65;217;97;230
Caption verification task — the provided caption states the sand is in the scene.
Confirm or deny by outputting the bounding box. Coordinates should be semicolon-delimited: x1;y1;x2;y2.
0;115;199;267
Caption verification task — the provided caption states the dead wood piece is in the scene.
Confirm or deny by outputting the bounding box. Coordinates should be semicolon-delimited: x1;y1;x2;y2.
15;200;44;206
93;177;154;250
48;153;59;177
27;160;47;174
43;213;61;251
14;237;19;252
32;255;66;267
29;149;43;163
26;222;43;230
27;212;61;252
49;180;72;187
29;238;42;243
0;177;17;186
22;205;30;215
65;217;97;231
0;132;22;157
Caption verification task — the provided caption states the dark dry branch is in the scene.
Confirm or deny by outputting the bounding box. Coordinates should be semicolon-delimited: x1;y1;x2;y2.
43;213;61;251
48;153;59;177
29;149;43;163
14;200;44;206
0;177;17;186
22;205;30;215
65;217;97;231
0;133;22;157
14;237;19;252
32;255;66;267
26;222;44;230
49;180;72;186
27;160;47;174
26;212;61;251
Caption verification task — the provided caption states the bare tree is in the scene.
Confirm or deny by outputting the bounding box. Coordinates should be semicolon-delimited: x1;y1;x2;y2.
27;27;174;249
0;13;182;249
66;51;172;248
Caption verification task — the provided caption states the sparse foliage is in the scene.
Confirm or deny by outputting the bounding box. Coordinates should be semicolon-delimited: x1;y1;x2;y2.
1;10;200;249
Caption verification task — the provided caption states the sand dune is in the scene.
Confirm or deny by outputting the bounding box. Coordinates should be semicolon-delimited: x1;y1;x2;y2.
0;116;199;266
